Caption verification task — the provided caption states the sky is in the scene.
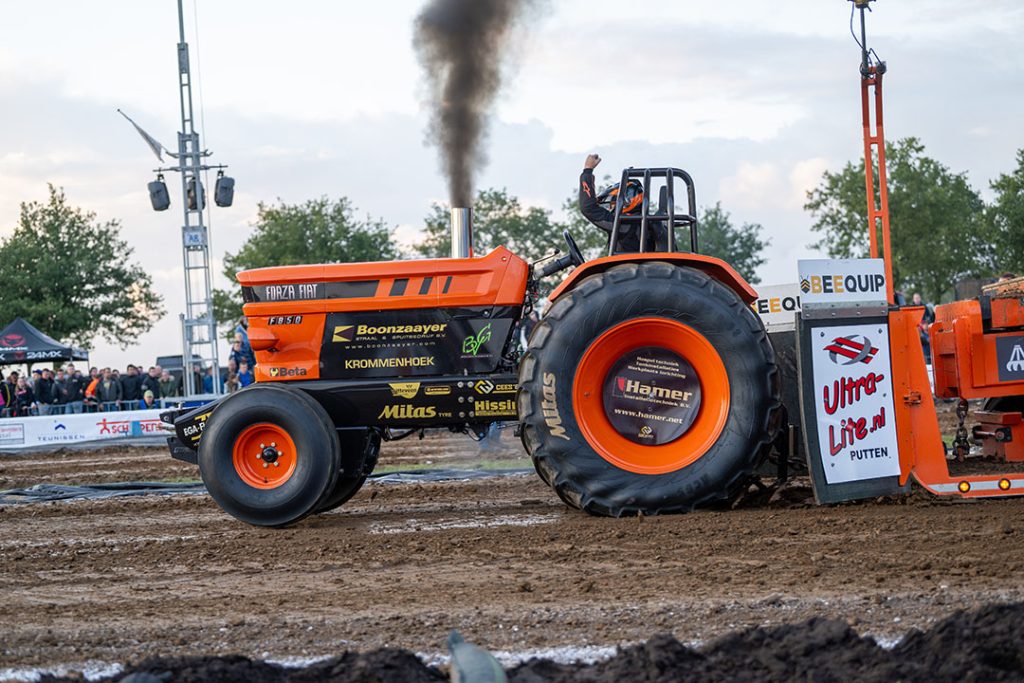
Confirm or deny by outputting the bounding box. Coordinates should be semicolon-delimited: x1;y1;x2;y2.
1;0;1022;370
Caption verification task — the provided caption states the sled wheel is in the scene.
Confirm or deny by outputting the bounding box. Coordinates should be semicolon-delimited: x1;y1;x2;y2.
518;261;781;516
199;385;340;527
316;429;381;513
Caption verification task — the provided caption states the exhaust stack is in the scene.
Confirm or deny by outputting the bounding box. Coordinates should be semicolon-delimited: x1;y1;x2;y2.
450;207;474;258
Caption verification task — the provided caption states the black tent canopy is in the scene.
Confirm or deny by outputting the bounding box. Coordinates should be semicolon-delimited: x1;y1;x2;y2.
0;317;88;365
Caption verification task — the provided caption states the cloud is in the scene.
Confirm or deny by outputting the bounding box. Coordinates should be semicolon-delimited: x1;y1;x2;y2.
2;1;1024;369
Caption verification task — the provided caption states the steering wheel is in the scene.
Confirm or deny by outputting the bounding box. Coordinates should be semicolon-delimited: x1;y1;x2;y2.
562;230;585;267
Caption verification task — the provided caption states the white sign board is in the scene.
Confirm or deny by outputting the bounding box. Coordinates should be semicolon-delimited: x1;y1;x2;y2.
809;322;900;484
183;226;207;248
0;410;167;451
798;259;887;306
750;284;801;332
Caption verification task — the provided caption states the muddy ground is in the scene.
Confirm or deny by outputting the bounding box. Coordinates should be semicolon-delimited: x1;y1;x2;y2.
3;413;1024;678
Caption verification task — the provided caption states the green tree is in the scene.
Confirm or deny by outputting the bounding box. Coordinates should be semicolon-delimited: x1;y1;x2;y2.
988;148;1024;277
416;188;601;262
0;185;164;350
697;203;768;285
213;197;399;326
805;137;990;303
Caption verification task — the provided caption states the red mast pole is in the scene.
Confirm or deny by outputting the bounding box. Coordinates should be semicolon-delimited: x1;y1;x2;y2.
856;1;896;305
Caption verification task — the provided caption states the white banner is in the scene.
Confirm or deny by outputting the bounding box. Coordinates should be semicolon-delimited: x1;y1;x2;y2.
798;259;887;306
810;322;901;484
0;410;168;451
750;284;801;332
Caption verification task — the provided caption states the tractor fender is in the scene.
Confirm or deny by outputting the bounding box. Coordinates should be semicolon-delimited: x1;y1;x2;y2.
549;253;758;305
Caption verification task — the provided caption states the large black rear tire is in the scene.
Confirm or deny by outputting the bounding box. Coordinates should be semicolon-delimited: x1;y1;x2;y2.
518;262;780;516
199;384;341;527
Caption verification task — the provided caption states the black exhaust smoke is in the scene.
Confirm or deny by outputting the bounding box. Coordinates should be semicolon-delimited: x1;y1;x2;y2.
414;0;540;207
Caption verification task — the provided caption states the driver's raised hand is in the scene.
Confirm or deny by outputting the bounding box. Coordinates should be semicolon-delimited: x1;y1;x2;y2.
584;154;601;170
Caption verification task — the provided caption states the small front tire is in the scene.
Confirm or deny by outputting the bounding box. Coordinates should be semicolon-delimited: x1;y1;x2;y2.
199;385;341;527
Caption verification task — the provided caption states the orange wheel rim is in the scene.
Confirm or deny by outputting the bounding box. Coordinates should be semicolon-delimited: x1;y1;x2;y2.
573;317;730;475
231;422;298;489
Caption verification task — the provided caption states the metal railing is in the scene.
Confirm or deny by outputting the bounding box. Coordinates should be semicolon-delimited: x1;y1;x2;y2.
608;167;699;256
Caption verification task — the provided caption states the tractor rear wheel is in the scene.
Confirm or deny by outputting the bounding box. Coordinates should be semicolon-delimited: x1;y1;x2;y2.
316;429;381;513
518;262;780;516
199;384;341;527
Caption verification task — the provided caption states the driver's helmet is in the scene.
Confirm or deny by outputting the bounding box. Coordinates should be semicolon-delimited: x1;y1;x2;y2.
597;179;644;215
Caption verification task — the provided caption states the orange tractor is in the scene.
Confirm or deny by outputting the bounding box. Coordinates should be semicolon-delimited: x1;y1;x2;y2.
163;0;1024;525
165;171;782;526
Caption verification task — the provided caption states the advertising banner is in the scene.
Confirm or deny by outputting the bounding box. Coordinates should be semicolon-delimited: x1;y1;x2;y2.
997;335;1024;382
319;309;514;380
750;283;801;332
808;322;900;484
0;410;167;452
797;259;887;307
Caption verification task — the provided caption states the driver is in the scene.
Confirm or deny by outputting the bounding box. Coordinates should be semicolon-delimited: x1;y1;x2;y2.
578;154;665;253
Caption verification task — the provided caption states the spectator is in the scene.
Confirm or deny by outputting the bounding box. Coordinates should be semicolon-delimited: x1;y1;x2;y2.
158;369;179;398
912;292;936;363
84;370;100;413
64;363;86;414
34;368;57;415
139;390;158;410
97;368;123;411
52;369;68;414
1;372;19;414
221;359;238;389
224;372;241;394
228;340;249;370
30;370;44;412
237;360;254;388
142;366;161;399
202;366;216;394
120;364;143;407
235;316;256;367
15;377;36;416
183;364;204;396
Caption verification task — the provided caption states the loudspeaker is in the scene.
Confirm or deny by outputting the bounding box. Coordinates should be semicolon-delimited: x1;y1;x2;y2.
148;178;170;211
215;174;235;207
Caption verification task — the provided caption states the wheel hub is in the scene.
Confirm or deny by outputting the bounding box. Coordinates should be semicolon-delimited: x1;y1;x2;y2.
232;425;297;488
259;445;280;464
602;347;702;445
573;317;731;475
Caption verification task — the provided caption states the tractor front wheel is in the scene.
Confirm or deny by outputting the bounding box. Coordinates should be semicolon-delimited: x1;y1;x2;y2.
199;385;341;527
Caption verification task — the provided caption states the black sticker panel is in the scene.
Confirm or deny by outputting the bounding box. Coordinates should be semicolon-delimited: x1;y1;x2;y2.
319;309;515;379
602;347;702;445
243;280;379;303
997;335;1024;382
301;375;519;426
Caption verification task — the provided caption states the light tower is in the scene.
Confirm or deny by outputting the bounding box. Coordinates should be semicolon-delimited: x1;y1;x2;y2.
122;0;235;396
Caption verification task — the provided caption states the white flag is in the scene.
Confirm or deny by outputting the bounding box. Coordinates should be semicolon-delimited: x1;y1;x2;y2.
118;109;168;162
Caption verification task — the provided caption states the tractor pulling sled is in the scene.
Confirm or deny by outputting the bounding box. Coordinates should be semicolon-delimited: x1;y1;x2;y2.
162;1;1024;526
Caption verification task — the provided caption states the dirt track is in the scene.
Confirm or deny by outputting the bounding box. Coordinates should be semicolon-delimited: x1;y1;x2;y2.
3;433;1024;677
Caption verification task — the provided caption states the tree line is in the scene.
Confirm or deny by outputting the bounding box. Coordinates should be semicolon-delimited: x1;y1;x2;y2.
2;139;1022;348
806;137;1024;304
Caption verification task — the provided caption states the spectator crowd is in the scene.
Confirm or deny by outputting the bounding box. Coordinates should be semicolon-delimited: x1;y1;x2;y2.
0;318;260;417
